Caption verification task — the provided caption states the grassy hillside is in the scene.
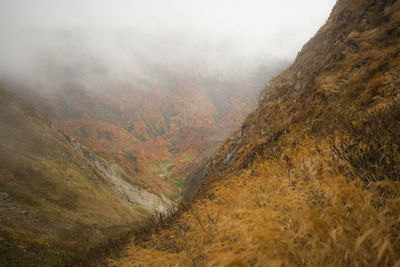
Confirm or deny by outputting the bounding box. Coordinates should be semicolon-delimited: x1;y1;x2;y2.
0;86;171;265
111;0;400;265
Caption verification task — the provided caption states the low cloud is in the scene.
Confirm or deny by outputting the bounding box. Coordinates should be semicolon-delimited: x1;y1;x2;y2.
0;0;336;91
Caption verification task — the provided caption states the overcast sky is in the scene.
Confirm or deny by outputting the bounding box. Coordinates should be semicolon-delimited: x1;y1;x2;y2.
0;0;337;88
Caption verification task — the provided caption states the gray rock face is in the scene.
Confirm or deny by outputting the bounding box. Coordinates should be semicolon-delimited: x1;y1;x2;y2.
295;81;302;91
259;81;275;103
62;131;175;215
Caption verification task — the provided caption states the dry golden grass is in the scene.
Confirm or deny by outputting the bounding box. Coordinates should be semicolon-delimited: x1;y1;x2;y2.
108;2;400;265
109;139;400;266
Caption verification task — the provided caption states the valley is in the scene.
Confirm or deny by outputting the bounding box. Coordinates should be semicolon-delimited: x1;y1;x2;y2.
0;51;287;265
110;0;400;265
1;0;399;266
7;62;286;199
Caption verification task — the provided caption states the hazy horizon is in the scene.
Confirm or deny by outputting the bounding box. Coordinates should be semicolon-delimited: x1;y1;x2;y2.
0;0;337;90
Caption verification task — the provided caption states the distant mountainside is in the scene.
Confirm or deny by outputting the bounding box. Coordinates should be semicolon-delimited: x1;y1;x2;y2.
111;0;400;265
0;86;173;265
7;62;286;199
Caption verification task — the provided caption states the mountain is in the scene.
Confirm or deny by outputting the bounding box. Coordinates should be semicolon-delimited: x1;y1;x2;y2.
0;86;173;265
185;0;400;196
7;62;286;200
111;0;400;265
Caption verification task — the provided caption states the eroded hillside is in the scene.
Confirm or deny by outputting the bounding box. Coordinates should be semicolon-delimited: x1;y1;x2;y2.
111;0;400;265
0;86;173;265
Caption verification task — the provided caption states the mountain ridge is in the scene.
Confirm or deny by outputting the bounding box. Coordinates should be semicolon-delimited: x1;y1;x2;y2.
187;0;400;192
112;0;400;265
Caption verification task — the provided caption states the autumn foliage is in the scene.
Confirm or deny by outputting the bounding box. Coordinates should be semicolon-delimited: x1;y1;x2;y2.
11;68;276;197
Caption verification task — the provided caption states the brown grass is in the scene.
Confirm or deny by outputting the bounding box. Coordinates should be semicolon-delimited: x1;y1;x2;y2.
363;73;385;100
109;139;400;266
107;2;400;265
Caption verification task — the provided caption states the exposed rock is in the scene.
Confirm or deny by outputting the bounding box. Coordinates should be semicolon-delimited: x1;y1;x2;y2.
295;81;302;91
62;131;175;214
259;81;276;102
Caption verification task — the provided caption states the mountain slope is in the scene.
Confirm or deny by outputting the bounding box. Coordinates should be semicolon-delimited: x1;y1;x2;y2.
111;0;400;265
196;0;400;188
7;63;286;199
0;86;172;265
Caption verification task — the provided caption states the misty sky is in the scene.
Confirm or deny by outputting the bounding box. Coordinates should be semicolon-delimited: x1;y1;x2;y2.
0;0;336;88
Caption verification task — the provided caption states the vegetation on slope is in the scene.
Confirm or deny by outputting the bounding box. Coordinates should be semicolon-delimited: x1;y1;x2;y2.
198;0;400;186
111;139;399;266
9;64;285;197
0;86;170;265
110;0;400;265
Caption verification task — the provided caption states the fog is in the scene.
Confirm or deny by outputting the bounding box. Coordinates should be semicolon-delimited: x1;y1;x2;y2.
0;0;336;91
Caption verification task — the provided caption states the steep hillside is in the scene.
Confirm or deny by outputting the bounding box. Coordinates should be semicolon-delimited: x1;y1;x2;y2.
198;0;400;186
8;63;285;199
0;86;172;265
111;0;400;265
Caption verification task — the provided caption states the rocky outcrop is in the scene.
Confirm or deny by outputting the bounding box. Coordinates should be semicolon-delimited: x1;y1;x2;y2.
62;130;175;214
